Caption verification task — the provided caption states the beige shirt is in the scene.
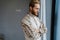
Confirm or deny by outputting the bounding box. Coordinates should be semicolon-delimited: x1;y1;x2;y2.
21;13;47;40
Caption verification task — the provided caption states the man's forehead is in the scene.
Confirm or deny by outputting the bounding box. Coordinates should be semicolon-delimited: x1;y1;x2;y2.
34;4;40;8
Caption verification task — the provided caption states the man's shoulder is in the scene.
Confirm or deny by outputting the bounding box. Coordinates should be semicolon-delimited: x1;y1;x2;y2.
21;14;31;23
22;14;30;20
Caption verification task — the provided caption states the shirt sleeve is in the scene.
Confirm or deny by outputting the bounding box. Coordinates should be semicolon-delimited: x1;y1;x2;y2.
21;21;34;38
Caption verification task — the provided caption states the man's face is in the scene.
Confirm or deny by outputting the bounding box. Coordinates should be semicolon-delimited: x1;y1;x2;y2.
32;4;40;16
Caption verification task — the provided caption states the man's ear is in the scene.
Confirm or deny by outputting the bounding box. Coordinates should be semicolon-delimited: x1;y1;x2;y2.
29;6;32;10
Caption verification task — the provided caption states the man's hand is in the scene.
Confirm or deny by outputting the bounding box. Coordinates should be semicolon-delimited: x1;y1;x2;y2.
39;24;47;34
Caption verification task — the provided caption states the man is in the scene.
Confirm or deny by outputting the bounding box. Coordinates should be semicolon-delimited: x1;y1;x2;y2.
21;1;47;40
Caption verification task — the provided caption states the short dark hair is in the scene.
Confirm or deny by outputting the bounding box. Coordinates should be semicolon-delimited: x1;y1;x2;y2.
29;2;40;8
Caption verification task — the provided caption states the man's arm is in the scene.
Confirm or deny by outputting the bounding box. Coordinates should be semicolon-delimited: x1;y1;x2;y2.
21;22;34;38
21;22;42;39
39;23;47;34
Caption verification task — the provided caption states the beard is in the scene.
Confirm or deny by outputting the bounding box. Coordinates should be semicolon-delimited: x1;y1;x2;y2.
32;10;39;17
